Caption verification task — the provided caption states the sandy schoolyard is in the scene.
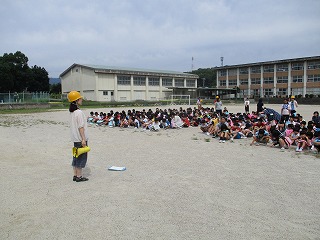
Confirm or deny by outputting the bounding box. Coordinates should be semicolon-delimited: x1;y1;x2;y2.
0;103;319;240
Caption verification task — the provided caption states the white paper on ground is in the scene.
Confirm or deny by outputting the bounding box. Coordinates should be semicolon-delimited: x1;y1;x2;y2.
108;166;126;171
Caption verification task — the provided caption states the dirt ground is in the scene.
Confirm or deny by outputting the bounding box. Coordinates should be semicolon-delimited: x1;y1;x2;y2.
0;103;319;240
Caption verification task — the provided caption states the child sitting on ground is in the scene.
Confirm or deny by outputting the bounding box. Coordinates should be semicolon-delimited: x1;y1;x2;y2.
216;116;230;143
312;131;320;153
296;130;312;152
150;118;161;131
250;128;270;146
271;129;292;150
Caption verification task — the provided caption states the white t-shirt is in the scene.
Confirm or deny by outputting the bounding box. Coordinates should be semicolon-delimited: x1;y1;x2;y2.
215;101;223;110
174;115;184;127
281;103;291;115
70;109;89;142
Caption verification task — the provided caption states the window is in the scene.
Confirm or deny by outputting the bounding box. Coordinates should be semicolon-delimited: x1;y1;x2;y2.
276;76;288;83
251;66;261;73
292;75;303;83
264;88;273;96
175;79;184;87
240;78;248;85
133;76;146;86
162;78;172;86
253;89;260;96
186;79;196;87
251;78;261;84
263;77;274;84
117;75;131;85
228;79;237;86
239;68;248;74
308;74;320;82
277;88;287;96
291;88;303;96
219;70;227;76
292;63;303;70
308;61;320;69
277;64;288;72
306;88;320;95
228;69;237;76
103;91;108;95
219;80;226;86
148;77;160;86
263;65;274;73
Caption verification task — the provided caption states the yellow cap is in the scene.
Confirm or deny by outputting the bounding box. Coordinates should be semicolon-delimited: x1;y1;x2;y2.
291;95;295;99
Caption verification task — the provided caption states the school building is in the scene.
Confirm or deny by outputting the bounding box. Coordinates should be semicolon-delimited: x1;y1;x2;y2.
214;56;320;98
60;64;199;102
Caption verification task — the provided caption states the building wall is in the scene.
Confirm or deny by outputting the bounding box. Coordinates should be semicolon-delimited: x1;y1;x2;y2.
96;73;115;101
61;66;96;101
216;57;320;98
61;64;198;101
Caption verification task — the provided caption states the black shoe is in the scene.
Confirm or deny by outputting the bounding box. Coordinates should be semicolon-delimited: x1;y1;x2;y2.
73;176;77;181
75;176;89;182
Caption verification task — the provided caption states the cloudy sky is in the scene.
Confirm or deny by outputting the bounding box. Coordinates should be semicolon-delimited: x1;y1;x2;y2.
1;0;320;77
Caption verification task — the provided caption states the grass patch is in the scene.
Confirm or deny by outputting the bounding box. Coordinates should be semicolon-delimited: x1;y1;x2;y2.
0;115;66;127
0;108;56;114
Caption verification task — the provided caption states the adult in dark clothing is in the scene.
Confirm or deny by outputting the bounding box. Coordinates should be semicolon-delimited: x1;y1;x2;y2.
257;98;264;113
263;108;281;122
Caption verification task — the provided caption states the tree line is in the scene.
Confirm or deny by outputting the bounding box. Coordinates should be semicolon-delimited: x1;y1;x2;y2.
190;68;216;88
0;51;50;92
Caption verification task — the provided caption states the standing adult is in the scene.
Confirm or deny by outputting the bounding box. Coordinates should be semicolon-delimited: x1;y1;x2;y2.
68;91;89;182
197;97;202;110
280;98;291;122
244;97;250;114
214;96;223;116
290;95;298;116
257;98;264;114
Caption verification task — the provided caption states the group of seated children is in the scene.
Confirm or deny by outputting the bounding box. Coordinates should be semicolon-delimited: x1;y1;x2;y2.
87;107;199;131
87;107;320;153
200;107;320;153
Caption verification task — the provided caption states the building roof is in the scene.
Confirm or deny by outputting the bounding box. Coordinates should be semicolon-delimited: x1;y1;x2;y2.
60;63;199;78
214;56;320;70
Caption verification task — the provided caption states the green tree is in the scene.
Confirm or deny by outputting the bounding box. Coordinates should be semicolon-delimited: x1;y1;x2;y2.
189;68;216;88
0;51;49;92
28;65;49;91
0;62;14;91
50;83;61;94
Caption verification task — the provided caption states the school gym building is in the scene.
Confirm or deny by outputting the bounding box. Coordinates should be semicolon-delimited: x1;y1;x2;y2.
60;64;198;102
214;56;320;98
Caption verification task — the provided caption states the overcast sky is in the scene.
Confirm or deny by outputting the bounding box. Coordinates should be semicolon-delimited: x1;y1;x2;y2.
1;0;320;77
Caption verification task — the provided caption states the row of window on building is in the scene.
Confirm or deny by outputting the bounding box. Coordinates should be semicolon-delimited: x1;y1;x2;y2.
219;74;320;86
242;87;320;97
117;75;196;87
219;61;320;76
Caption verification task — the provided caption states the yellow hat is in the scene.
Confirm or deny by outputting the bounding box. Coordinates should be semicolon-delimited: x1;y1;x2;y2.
216;96;219;99
67;91;83;102
291;95;295;99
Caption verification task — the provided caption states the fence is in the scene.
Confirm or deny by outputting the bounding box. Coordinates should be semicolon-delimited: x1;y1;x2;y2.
0;92;50;104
